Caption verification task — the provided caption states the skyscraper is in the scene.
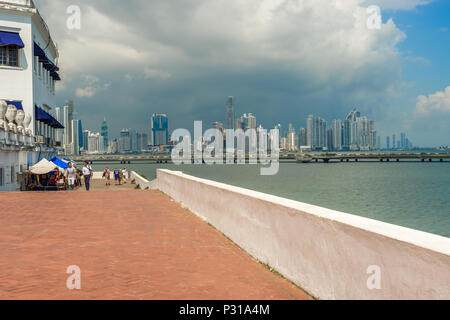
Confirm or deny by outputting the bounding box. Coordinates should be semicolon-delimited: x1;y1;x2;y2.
226;96;235;130
239;113;256;130
71;119;80;155
55;107;63;144
298;128;307;147
78;120;83;150
332;119;342;151
83;130;90;152
101;117;109;148
150;114;169;146
306;115;327;150
386;136;390;150
119;129;131;153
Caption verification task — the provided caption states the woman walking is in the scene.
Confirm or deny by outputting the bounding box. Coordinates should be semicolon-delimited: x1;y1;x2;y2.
103;167;111;188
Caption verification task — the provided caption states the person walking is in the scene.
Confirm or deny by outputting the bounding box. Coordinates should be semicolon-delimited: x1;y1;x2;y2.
82;161;93;191
118;168;123;185
66;163;77;191
114;168;120;185
122;168;128;184
103;167;111;188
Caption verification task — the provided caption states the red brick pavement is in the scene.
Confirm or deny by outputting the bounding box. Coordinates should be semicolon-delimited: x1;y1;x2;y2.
0;189;311;300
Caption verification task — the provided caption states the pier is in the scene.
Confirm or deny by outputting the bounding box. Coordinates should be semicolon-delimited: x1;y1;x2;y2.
69;152;450;164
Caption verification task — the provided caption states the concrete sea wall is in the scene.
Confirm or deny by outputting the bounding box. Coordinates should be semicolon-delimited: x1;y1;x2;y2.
133;169;450;300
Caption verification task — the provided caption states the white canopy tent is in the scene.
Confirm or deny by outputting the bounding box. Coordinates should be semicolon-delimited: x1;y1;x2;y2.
30;159;61;175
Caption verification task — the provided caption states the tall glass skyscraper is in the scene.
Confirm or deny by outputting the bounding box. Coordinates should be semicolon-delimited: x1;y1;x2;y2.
226;96;235;130
150;114;169;146
101;117;109;148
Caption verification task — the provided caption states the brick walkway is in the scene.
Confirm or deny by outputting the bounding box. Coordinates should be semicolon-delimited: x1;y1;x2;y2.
0;187;311;300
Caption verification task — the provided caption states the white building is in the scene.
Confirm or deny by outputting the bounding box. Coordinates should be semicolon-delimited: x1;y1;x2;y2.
1;0;63;191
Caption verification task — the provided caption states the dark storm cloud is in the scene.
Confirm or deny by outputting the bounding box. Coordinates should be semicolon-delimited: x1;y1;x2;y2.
37;0;415;139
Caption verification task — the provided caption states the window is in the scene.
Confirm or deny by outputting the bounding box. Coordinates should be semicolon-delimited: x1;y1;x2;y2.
0;45;19;67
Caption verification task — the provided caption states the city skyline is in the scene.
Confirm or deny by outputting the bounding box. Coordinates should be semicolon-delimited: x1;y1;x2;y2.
34;0;450;147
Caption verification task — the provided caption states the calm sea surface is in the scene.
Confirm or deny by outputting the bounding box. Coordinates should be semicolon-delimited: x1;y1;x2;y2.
92;161;450;238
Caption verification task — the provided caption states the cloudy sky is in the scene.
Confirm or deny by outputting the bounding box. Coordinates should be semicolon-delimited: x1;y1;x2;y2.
37;0;450;146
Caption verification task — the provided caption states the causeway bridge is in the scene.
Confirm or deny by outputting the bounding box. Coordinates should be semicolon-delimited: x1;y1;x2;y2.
69;152;450;164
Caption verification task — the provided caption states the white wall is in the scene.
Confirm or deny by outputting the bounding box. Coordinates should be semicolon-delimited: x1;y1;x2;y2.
153;169;450;300
0;10;34;132
1;4;58;136
0;150;28;191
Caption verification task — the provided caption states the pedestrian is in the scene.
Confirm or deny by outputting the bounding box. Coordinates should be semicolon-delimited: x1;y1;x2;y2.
66;162;77;191
82;161;93;191
103;167;111;187
118;168;123;185
122;168;128;184
114;168;120;185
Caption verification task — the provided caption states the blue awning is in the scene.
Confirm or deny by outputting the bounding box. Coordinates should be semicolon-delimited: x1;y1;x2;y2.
33;42;45;57
34;42;61;80
35;105;64;129
5;100;23;110
50;157;69;169
0;31;24;48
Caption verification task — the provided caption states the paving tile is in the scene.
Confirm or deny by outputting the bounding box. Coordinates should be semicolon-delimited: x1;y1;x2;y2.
0;187;311;300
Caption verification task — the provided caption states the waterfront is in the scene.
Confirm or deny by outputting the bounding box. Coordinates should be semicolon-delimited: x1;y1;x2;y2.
91;161;450;238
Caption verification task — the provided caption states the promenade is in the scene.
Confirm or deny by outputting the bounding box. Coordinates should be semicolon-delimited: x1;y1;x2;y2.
0;180;310;300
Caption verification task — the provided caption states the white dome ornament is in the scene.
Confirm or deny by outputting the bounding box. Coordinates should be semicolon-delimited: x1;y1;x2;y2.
16;109;26;134
0;100;7;130
23;113;32;136
6;105;18;133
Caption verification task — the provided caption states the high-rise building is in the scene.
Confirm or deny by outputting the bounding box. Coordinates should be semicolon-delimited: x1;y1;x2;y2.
287;124;296;151
71;119;80;155
392;134;396;149
101;117;109;148
82;130;90;152
241;113;256;130
55;107;63;144
306;115;327;150
386;136;390;150
88;132;98;153
400;133;406;149
226;96;235;130
78;120;83;150
150;114;169;146
119;129;131;153
109;139;119;154
327;128;333;151
66;100;74;144
131;129;138;152
298;128;307;147
342;119;351;150
306;115;313;148
141;133;148;151
332;120;342;151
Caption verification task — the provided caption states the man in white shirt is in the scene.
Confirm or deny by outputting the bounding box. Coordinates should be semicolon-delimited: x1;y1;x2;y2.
82;161;93;191
66;163;77;191
122;168;128;184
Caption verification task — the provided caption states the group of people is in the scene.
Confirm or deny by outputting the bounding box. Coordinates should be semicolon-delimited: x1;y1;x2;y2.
102;167;128;187
65;161;93;191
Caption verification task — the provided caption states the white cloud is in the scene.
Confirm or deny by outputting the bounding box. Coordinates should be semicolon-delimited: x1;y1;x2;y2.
76;86;97;98
75;74;111;98
363;0;432;11
416;86;450;115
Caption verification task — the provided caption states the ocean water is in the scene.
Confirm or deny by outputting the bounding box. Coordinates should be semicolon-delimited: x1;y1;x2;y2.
92;161;450;238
